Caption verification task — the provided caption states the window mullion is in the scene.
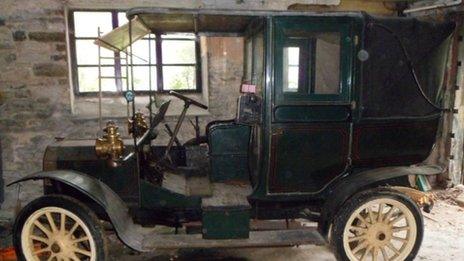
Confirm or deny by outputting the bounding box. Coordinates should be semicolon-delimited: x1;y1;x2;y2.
155;33;163;91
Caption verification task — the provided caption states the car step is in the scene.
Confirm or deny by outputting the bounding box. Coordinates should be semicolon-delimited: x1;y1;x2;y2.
141;228;326;250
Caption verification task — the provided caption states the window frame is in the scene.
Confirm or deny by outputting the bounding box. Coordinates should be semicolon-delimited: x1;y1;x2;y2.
274;17;353;106
68;9;202;97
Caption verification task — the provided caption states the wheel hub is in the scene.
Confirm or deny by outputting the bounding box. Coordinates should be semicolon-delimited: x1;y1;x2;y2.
366;223;392;247
50;242;61;253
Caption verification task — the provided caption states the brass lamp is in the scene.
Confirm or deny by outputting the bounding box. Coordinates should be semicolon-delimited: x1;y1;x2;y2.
95;121;124;167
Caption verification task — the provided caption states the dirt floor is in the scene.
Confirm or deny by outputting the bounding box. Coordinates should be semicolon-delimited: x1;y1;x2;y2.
109;189;464;261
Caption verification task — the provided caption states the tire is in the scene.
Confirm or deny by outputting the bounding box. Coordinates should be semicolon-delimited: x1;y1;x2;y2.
331;188;423;261
13;194;108;261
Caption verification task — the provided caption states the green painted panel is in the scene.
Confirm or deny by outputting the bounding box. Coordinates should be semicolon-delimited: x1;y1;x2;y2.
209;123;251;182
274;105;350;122
53;145;139;202
202;207;250;239
269;123;350;193
140;180;201;209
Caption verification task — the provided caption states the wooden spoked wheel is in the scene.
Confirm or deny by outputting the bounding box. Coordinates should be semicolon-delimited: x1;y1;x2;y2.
20;206;97;261
342;198;418;261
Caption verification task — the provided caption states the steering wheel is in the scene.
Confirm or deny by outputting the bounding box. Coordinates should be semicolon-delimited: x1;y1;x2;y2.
169;91;208;110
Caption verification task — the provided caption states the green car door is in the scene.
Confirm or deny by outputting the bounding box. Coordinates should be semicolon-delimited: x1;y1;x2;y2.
269;16;355;194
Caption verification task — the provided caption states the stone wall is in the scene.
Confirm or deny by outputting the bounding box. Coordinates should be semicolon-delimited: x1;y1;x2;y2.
0;0;245;211
1;0;69;211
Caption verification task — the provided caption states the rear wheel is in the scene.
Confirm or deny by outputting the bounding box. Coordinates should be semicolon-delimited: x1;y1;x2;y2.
13;195;107;261
332;188;423;261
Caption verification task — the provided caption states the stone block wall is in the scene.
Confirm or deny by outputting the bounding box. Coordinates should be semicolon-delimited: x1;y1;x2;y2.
1;0;71;211
0;0;246;212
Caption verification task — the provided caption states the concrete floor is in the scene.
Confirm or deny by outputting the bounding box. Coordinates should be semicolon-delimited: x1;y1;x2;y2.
109;198;464;261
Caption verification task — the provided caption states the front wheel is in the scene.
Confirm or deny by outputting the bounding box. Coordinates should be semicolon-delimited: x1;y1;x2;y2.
13;195;108;261
332;188;423;261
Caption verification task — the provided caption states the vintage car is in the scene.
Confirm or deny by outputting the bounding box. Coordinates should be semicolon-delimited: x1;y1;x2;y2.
9;8;454;261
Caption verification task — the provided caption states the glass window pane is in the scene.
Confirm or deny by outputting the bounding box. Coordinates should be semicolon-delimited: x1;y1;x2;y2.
122;66;157;91
314;32;340;94
163;66;196;90
162;40;196;64
283;47;299;92
78;67;117;92
118;12;128;25
74;12;112;37
133;66;152;91
127;39;155;64
76;40;114;65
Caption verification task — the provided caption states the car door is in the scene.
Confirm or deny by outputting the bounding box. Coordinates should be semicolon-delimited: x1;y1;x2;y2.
269;16;354;194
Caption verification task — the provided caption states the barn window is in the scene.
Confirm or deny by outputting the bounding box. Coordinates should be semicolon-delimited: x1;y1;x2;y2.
69;10;201;96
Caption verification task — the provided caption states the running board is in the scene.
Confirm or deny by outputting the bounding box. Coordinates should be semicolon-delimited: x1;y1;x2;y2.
141;228;326;251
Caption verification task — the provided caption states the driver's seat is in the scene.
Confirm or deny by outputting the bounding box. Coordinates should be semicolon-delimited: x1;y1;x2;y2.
206;94;261;183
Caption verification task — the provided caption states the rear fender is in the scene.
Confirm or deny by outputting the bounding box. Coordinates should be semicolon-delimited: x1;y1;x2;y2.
318;164;442;239
8;170;145;251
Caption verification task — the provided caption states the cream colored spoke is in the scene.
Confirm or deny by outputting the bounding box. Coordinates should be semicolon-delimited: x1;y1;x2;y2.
34;220;52;236
60;212;66;232
392;236;408;243
377;203;384;222
73;236;90;244
389;213;405;225
68;221;80;236
383;206;396;222
352;241;368;254
372;246;379;261
348;235;366;243
47;254;56;261
380;246;389;261
72;247;92;257
392;226;409;232
70;253;81;261
45;212;58;233
30;235;49;244
360;246;373;261
386;242;400;255
34;246;51;255
349;226;367;233
356;213;370;227
367;207;375;224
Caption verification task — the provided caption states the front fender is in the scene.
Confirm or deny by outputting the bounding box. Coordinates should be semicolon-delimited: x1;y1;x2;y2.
8;170;146;252
318;164;443;239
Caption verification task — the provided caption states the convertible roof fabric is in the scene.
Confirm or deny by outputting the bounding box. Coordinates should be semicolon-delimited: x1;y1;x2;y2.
362;15;455;118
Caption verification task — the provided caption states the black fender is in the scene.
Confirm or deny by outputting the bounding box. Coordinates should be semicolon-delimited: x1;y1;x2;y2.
318;164;442;239
8;170;147;252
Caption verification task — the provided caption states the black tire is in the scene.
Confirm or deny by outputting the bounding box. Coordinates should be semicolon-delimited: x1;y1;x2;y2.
13;194;108;261
331;188;424;261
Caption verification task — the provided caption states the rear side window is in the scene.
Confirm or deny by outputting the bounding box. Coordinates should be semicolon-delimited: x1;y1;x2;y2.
274;17;352;105
282;32;341;95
